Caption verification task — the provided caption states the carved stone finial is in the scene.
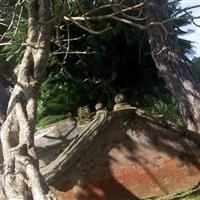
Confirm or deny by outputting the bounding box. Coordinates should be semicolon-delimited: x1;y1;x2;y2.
114;94;126;104
114;94;133;111
95;103;104;111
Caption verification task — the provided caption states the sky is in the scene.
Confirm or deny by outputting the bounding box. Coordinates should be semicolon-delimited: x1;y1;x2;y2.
180;0;200;58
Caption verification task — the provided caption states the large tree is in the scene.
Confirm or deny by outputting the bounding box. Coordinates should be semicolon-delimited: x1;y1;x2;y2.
142;0;200;132
0;0;56;199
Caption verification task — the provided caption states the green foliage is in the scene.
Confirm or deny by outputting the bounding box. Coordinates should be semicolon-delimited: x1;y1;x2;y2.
186;195;200;200
38;22;159;124
37;71;83;121
129;85;185;127
0;2;27;81
165;186;200;200
52;0;65;15
37;0;191;126
37;114;67;128
77;106;90;120
0;0;195;128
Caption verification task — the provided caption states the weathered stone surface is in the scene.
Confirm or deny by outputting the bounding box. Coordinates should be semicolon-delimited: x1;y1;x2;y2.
1;109;199;199
35;118;86;167
37;110;200;199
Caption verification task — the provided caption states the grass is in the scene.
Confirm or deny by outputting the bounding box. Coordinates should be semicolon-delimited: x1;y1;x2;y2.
36;114;67;127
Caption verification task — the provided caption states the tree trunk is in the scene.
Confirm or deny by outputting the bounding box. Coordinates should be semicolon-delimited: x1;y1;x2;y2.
0;0;57;199
144;0;200;133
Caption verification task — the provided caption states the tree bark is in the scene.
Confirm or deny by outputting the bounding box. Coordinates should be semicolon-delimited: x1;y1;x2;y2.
144;0;200;133
0;0;57;199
